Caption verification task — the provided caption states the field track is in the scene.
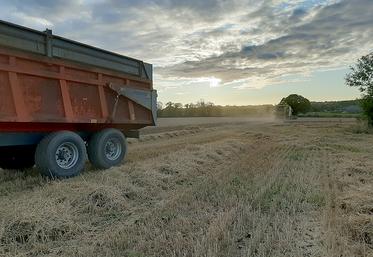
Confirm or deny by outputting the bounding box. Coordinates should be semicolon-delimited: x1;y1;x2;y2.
0;118;372;257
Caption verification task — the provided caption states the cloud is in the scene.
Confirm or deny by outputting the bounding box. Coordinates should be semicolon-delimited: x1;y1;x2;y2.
156;0;373;88
0;0;372;91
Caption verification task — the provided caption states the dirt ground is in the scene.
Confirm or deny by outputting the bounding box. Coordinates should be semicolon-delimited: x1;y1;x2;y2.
0;118;372;257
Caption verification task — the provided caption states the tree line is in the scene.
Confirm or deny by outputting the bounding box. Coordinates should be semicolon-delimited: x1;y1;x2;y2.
157;101;275;117
310;100;361;113
157;99;362;118
279;95;361;115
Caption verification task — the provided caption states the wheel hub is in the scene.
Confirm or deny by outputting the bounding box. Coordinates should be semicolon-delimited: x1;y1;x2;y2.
105;139;122;161
55;142;79;169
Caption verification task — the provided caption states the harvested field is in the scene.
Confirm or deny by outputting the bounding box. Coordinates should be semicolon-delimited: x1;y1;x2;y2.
0;118;372;257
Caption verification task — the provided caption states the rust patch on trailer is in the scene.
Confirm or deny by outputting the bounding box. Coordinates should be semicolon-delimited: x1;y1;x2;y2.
18;74;64;120
0;53;8;64
58;66;74;121
0;71;16;119
68;82;102;119
8;56;30;121
97;73;109;121
0;46;154;131
128;101;136;121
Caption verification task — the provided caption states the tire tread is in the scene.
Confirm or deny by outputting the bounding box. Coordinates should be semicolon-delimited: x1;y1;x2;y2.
35;131;87;178
88;128;127;169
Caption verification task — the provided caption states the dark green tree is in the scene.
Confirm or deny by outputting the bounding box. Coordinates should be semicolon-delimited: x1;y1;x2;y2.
346;53;373;125
280;94;311;115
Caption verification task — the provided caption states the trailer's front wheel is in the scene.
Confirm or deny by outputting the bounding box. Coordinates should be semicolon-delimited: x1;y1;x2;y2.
35;131;87;178
88;129;127;170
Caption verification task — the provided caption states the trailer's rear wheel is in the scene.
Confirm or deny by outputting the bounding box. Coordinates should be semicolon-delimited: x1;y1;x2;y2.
35;131;87;178
88;129;127;169
0;145;36;170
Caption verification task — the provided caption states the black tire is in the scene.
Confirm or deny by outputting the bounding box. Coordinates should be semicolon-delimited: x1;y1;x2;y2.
0;145;36;170
88;128;127;169
35;131;87;178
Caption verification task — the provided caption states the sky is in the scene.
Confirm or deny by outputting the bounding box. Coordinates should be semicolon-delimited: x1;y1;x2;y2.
0;0;372;105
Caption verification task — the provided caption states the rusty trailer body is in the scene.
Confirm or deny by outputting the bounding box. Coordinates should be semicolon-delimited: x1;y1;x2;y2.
0;20;157;177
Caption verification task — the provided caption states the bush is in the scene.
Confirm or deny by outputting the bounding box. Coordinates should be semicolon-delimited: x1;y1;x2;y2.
360;97;373;126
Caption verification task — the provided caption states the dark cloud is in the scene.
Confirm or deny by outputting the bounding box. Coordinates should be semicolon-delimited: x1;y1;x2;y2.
292;8;307;17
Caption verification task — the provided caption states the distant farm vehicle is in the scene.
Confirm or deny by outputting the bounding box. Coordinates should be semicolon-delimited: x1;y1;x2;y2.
275;104;293;119
0;20;157;178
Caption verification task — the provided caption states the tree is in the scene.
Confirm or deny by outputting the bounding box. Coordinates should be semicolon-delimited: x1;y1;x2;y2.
161;102;183;117
280;94;311;115
346;53;373;94
346;53;373;125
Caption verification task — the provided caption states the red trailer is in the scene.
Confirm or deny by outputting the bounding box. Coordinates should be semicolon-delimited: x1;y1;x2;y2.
0;20;157;178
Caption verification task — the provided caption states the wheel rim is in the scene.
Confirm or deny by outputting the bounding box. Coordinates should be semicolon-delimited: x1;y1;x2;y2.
55;142;79;169
105;138;122;161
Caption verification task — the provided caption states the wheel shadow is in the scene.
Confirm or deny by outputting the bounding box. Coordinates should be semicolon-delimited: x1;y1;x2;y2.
0;163;101;195
0;167;51;195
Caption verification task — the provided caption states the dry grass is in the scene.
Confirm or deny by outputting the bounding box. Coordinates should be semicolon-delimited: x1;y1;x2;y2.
0;119;372;256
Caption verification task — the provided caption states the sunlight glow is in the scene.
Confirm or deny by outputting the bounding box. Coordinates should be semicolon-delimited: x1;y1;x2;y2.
209;77;222;88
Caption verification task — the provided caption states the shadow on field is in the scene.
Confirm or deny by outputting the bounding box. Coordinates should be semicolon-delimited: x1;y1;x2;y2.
0;165;101;196
0;168;47;195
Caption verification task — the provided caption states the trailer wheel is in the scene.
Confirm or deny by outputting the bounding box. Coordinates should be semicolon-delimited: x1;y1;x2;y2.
88;129;127;169
35;131;87;178
0;146;36;170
